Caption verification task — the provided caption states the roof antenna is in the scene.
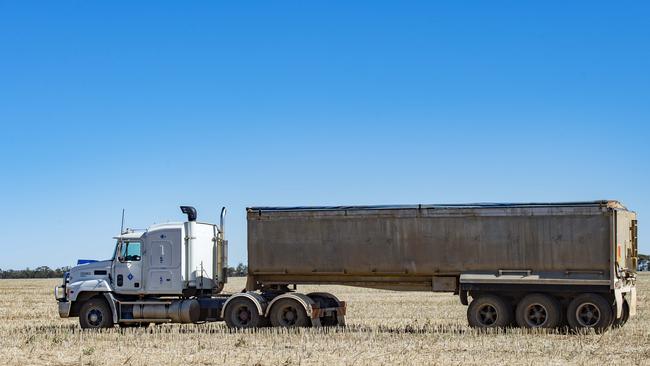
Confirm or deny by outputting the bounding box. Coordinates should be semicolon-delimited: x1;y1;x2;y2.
120;209;126;235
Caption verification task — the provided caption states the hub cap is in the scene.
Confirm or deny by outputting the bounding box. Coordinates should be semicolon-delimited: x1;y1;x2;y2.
576;302;600;327
525;304;548;327
87;309;103;327
477;304;498;326
280;306;299;326
235;306;252;326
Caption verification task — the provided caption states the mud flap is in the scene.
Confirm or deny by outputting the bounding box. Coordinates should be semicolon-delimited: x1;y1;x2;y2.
615;288;623;319
103;293;119;323
629;287;637;316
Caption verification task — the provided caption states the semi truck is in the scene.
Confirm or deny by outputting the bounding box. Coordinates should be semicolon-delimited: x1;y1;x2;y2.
55;200;638;330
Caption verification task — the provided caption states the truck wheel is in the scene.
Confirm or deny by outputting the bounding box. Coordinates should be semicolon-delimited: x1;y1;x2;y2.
79;297;114;329
515;294;561;329
566;293;612;330
224;298;262;329
467;294;512;329
269;299;309;328
612;300;630;328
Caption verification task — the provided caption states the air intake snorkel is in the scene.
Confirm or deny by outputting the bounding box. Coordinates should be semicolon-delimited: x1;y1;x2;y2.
180;206;197;222
181;206;198;287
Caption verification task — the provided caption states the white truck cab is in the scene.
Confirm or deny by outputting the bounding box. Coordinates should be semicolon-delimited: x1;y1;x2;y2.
55;206;229;328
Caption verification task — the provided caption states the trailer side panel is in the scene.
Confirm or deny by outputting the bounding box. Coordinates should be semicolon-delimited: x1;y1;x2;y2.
247;202;625;291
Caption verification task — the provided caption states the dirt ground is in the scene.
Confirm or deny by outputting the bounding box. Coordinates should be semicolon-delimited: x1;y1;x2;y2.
0;274;648;365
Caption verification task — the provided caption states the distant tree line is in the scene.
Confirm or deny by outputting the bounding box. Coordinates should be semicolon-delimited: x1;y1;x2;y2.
0;266;70;279
0;263;249;279
227;263;248;277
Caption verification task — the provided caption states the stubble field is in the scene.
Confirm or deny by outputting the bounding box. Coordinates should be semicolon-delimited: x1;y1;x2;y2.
1;275;649;365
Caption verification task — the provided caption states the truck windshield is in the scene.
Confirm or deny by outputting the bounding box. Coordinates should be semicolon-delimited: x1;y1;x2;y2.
119;241;142;262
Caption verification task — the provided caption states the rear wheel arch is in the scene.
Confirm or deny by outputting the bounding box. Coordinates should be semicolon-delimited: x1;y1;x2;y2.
269;298;310;328
266;293;316;327
264;293;315;318
221;293;267;319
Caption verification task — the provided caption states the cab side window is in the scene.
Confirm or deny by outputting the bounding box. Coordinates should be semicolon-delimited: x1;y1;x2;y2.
120;241;142;261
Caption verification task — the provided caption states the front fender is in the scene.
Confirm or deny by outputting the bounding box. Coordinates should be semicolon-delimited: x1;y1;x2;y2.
67;279;113;301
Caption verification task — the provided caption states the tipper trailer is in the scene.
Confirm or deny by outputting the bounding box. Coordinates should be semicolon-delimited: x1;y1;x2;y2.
56;201;637;330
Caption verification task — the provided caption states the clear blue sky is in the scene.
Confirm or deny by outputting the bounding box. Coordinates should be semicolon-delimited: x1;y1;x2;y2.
0;1;648;269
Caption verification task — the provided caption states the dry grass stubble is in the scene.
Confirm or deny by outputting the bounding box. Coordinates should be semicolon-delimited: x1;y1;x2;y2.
1;274;649;365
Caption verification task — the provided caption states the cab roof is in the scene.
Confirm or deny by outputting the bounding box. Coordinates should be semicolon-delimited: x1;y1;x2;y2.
113;222;185;240
113;231;145;240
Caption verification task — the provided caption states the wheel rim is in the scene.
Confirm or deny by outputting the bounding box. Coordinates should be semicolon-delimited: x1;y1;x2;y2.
576;302;600;327
279;305;299;326
477;304;498;326
87;308;103;327
232;304;252;327
525;303;548;327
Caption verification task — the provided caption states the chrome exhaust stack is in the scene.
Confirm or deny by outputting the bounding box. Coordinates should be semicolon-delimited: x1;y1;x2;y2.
215;207;228;288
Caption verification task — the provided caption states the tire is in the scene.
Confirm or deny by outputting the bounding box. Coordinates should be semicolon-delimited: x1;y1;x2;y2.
566;293;612;331
612;300;630;328
467;294;512;329
515;293;561;329
557;303;569;330
269;298;310;328
79;297;114;329
224;298;263;329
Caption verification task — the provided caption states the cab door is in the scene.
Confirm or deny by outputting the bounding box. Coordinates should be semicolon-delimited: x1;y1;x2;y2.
113;240;143;294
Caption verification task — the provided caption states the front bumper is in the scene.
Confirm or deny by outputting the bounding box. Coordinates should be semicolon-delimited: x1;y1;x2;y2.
54;285;66;301
58;301;71;318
